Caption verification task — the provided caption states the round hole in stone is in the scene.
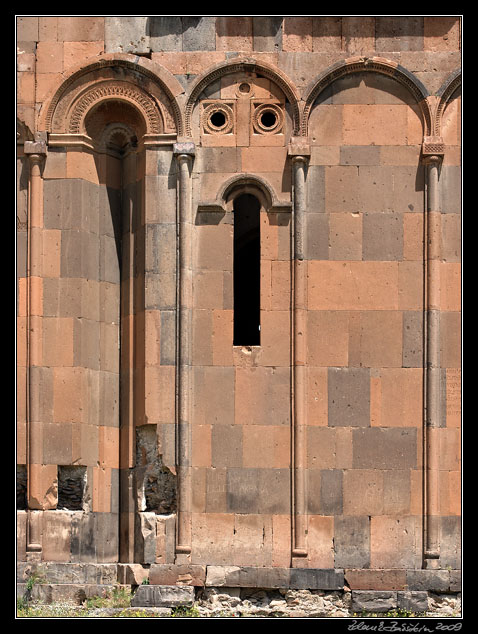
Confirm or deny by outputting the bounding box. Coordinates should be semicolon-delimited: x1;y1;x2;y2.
210;111;227;128
260;110;277;128
238;82;251;94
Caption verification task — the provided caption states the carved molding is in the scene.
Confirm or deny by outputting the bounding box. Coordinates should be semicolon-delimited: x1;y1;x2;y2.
302;56;432;138
198;173;292;214
201;101;235;135
434;69;461;137
252;102;284;136
185;57;301;137
67;80;163;135
40;55;183;136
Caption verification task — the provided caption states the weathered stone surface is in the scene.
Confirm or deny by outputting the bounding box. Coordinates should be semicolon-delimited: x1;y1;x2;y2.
149;564;206;587
131;584;195;608
397;590;429;613
351;590;398;613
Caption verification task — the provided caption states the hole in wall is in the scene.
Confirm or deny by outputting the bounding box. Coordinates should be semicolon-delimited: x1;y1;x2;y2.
209;110;227;129
17;465;27;510
136;425;177;514
57;465;87;511
233;193;261;346
260;110;277;128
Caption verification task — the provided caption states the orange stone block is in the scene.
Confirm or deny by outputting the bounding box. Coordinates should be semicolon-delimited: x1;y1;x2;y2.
53;367;85;423
343;469;384;516
370;516;421;569
307;366;328;426
99;426;120;469
215;17;253;52
359;311;403;368
36;41;64;73
403;213;424;261
440;262;461;311
66;149;100;184
307;515;335;568
242;425;290;468
272;514;291;567
93;466;111;513
424;16;461;51
307;311;349;367
375;368;423;427
192;425;212;468
343;104;408;146
283;17;313;52
308;261;399;311
42;317;74;367
212;309;233;366
144;365;175;424
28;463;58;510
35;72;62;102
63;41;104;69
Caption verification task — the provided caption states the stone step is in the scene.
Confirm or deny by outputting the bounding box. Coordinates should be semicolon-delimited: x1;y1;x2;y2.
131;585;195;608
17;583;116;605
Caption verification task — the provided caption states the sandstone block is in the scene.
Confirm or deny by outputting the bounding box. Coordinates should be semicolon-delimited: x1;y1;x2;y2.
132;584;195;608
149;564;206;586
351;590;398;613
397;590;429;613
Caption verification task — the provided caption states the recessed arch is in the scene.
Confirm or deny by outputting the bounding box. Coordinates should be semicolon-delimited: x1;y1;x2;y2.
302;56;432;138
198;173;292;214
38;53;185;136
184;57;301;138
434;68;462;138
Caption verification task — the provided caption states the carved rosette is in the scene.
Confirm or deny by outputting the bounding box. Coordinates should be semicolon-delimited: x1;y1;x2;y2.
252;103;284;135
66;81;163;136
201;102;235;135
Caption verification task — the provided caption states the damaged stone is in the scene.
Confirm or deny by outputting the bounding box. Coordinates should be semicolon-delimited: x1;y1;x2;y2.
57;466;87;511
135;425;177;514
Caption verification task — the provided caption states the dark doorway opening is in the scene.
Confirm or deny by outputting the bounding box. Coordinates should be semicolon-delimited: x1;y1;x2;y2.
233;194;261;346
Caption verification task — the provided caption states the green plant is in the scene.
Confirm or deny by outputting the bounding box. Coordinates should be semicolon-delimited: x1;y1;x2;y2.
84;585;132;609
171;604;200;618
141;578;150;585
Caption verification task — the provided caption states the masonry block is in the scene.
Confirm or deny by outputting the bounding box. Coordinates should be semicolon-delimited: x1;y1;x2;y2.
131;584;195;608
351;590;398;614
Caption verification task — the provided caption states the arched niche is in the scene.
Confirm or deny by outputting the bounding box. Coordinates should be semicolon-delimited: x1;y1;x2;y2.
38;53;184;138
184;57;301;142
302;57;432;139
38;55;184;564
435;69;461;141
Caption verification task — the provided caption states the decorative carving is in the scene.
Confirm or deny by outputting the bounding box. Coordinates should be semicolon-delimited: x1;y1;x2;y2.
252;102;284;135
303;57;432;138
67;81;163;135
201;101;235;135
422;136;445;159
41;56;183;135
185;58;301;137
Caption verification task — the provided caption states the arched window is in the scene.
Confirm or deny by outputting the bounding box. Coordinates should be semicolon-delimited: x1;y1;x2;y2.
233;193;261;346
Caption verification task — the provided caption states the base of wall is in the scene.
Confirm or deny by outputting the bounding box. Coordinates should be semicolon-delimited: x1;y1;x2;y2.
17;562;461;603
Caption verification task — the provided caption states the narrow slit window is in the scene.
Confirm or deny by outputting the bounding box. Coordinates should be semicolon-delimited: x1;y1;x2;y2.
233;193;261;346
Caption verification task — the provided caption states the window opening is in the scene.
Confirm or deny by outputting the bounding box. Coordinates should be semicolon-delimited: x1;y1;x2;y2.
210;111;226;128
233;193;261;346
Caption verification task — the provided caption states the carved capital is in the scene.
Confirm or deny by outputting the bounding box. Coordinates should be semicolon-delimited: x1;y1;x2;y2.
24;140;47;157
288;137;311;160
422;136;445;161
173;141;196;157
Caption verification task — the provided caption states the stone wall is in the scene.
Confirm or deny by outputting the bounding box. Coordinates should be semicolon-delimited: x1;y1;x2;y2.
17;16;461;588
